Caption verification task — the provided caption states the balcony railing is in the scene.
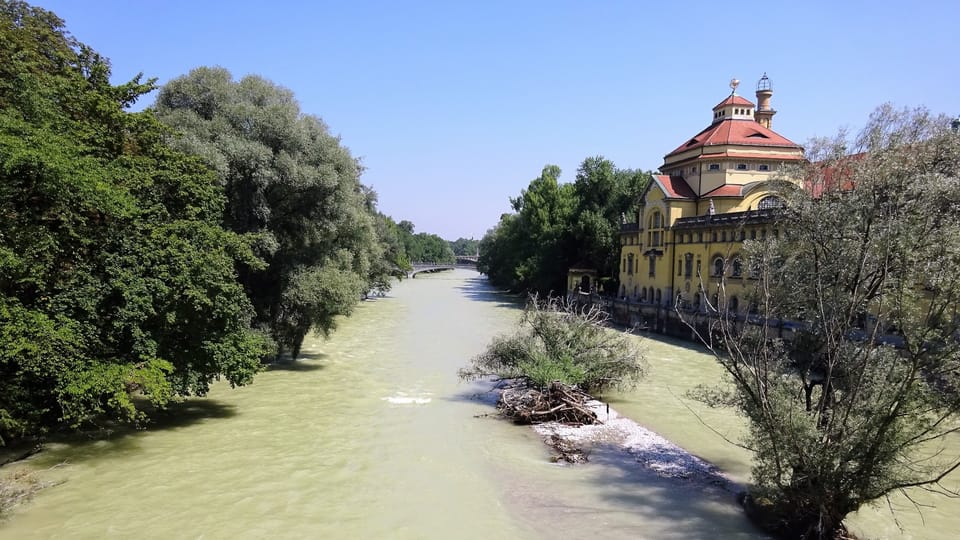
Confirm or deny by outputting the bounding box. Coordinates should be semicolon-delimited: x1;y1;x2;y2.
672;208;780;229
620;222;640;232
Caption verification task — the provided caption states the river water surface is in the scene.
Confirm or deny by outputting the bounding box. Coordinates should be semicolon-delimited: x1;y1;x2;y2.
2;270;959;539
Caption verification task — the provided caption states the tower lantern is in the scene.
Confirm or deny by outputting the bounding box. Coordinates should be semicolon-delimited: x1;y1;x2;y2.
755;73;776;129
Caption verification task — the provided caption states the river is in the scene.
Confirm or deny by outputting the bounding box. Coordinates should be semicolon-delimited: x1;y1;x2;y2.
1;269;958;539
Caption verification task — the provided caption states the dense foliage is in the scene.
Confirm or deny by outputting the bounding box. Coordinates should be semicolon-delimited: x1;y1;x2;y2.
396;220;455;263
0;1;269;443
697;107;960;539
478;158;649;293
448;237;479;257
459;296;646;393
154;67;403;357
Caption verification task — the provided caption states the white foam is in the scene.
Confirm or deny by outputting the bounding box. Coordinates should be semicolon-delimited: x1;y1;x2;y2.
382;393;432;405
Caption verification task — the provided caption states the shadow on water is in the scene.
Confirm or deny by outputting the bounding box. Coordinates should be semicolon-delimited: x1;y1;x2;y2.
268;354;327;372
577;448;765;538
30;398;238;467
455;276;523;308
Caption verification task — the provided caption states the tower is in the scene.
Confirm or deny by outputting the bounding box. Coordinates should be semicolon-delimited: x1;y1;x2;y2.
755;73;776;129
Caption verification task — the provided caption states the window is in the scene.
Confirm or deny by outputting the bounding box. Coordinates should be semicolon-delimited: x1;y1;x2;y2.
758;164;770;171
729;296;739;313
696;260;702;277
697;232;703;243
758;195;785;209
641;288;648;301
708;163;720;171
650;212;662;229
648;255;656;276
736;163;748;170
648;211;663;247
721;231;727;242
684;253;693;278
627;253;634;275
711;232;717;242
732;258;743;277
622;258;626;273
750;229;757;240
691;166;697;173
656;289;662;304
713;257;724;277
677;261;682;276
740;230;746;241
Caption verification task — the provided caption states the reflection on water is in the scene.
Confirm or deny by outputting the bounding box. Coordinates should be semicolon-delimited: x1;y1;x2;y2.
2;270;956;539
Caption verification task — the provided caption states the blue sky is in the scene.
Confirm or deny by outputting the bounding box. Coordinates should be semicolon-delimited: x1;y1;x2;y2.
33;1;959;240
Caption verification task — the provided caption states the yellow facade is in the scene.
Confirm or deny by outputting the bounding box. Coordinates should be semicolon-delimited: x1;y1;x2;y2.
616;75;803;315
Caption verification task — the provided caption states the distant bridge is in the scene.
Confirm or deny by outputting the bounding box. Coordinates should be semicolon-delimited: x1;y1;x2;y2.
408;259;478;278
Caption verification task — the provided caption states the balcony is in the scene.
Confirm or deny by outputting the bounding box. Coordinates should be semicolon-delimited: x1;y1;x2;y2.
620;222;641;233
672;208;780;230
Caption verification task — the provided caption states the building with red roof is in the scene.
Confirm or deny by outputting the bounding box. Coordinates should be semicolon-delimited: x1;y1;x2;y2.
615;74;803;317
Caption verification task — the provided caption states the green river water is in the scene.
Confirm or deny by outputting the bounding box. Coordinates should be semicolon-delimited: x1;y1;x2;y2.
2;269;959;539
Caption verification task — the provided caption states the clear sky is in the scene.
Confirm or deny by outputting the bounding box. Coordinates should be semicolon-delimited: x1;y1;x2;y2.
31;0;960;240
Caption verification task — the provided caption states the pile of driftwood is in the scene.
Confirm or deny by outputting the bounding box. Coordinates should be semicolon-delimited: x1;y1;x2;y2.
497;381;598;425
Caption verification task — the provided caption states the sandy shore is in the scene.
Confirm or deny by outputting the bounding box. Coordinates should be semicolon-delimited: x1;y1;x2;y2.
531;398;742;493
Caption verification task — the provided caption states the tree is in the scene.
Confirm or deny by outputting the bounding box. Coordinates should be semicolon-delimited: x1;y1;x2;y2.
449;237;480;257
570;158;650;293
459;295;645;427
478;159;649;294
693;106;960;539
0;1;268;442
154;67;387;357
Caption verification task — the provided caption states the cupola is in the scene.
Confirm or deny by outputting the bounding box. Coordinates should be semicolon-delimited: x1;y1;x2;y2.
711;78;755;124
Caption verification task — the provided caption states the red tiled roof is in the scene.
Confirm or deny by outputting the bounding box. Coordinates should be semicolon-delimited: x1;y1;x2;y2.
666;119;801;158
806;153;865;197
713;94;754;110
695;151;803;161
702;184;745;197
652;174;696;199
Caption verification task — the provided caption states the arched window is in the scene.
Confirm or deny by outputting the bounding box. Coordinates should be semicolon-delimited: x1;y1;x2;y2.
684;253;694;278
732;258;743;277
729;296;739;313
713;256;725;277
758;196;785;210
627;253;634;275
656;289;662;304
641;287;648;301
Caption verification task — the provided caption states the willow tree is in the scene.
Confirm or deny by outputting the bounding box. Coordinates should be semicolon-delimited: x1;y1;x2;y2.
0;1;268;443
155;68;387;357
696;106;960;538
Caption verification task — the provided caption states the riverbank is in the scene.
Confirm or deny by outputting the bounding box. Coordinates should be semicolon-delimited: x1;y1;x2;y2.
532;398;741;493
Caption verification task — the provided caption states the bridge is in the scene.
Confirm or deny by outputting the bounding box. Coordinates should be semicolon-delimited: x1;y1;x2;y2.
408;259;478;278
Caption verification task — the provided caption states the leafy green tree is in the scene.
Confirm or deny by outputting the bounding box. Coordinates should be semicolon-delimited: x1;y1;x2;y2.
695;106;960;539
0;1;268;443
570;158;650;293
155;67;387;357
460;295;646;393
448;237;480;257
478;159;648;294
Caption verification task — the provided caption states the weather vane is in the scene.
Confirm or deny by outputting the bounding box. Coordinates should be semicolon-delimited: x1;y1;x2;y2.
730;78;740;94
